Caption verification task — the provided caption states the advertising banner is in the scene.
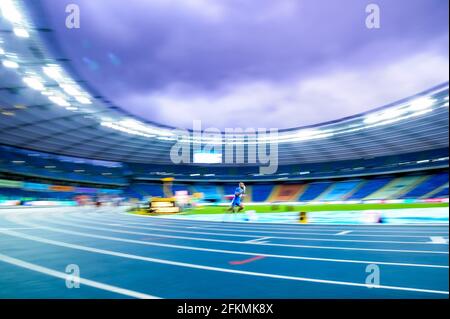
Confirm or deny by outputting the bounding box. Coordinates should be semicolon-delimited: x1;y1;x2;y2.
0;179;22;188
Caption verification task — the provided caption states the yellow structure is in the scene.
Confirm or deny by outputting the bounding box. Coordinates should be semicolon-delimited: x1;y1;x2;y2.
149;197;180;214
147;177;180;214
299;211;308;224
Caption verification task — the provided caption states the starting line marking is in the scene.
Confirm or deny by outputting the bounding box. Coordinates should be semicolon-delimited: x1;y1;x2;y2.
336;231;353;235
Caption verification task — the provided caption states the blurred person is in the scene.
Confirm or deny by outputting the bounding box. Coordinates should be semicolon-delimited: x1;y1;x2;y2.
227;182;246;213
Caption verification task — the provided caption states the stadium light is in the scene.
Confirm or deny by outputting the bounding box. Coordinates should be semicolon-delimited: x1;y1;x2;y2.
101;121;156;138
43;65;64;81
60;83;82;96
409;97;434;111
292;129;334;141
386;107;407;118
364;112;385;124
41;90;53;96
296;129;321;139
0;0;23;23
52;76;93;105
364;107;406;125
75;96;92;104
119;119;174;137
23;76;45;91
13;27;29;38
48;95;70;107
2;59;19;68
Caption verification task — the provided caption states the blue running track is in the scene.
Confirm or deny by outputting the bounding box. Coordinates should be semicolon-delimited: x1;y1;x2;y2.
0;207;448;299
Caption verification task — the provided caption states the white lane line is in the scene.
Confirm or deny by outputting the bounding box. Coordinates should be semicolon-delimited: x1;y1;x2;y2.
0;252;160;299
0;229;447;296
55;214;448;245
143;224;447;237
115;212;450;233
429;237;449;244
2;222;447;269
0;227;37;231
12;214;449;254
245;237;271;244
336;231;353;236
73;213;448;238
41;213;450;251
74;210;450;236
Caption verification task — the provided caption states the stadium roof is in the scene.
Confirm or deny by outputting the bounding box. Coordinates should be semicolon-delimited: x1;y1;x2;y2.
0;0;449;166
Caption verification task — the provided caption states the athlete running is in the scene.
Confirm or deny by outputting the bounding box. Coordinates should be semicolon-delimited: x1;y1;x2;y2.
227;182;246;213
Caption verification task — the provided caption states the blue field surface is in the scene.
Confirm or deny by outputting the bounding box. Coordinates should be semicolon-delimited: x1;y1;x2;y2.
0;207;448;299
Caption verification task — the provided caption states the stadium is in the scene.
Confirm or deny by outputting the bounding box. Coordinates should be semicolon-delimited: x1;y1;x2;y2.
0;0;448;300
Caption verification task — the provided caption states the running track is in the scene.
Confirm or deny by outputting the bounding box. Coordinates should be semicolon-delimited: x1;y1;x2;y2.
0;207;448;299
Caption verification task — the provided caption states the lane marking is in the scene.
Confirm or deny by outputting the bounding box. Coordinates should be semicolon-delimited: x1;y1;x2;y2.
245;237;271;244
55;214;449;246
66;210;449;239
72;213;449;238
229;256;266;265
429;237;449;244
0;227;36;231
0;229;447;296
97;213;450;232
337;231;352;236
115;212;450;232
141;237;164;241
27;214;450;254
0;252;160;299
187;225;212;229
4;217;448;268
65;210;439;232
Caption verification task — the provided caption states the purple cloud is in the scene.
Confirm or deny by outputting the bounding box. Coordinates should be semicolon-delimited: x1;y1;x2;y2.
37;0;449;129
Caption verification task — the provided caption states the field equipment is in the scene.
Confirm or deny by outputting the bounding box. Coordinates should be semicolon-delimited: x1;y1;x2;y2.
147;177;180;214
149;197;180;214
299;211;308;224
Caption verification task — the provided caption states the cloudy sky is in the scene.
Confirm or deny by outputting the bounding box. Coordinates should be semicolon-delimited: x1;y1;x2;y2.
36;0;449;129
